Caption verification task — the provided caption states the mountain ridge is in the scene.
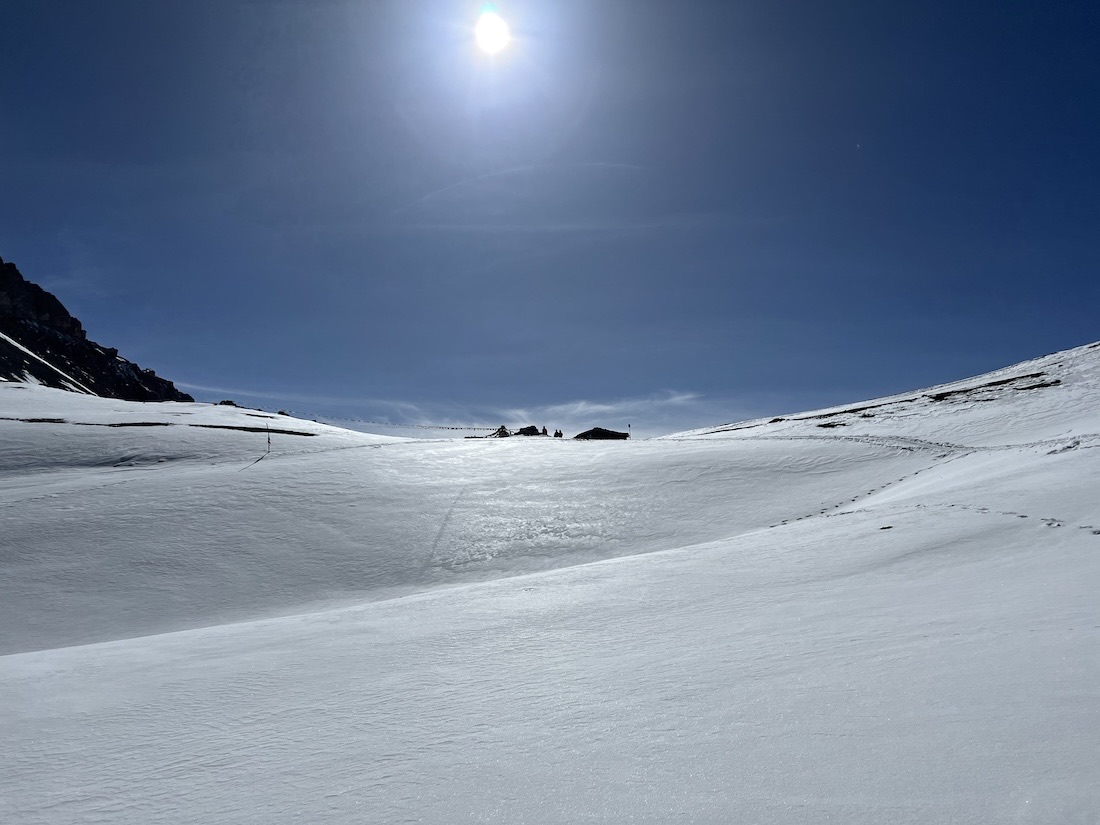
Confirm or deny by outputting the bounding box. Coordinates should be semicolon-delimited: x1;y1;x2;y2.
0;255;192;402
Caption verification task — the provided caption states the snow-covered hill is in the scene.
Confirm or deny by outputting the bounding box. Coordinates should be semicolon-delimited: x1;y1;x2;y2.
2;342;1098;823
671;340;1100;447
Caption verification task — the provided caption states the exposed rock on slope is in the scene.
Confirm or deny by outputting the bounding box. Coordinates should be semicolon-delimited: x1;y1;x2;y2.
0;255;192;401
574;426;630;440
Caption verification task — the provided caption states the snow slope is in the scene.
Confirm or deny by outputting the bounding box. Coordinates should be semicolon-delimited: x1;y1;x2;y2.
2;342;1099;823
0;385;935;653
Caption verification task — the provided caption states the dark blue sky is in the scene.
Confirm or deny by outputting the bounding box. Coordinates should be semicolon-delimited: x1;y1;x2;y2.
2;1;1097;435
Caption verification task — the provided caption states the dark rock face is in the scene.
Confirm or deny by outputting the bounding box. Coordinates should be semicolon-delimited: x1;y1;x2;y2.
0;256;193;402
573;427;630;440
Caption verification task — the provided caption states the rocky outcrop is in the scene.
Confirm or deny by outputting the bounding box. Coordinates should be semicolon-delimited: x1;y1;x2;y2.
0;255;192;402
574;427;630;440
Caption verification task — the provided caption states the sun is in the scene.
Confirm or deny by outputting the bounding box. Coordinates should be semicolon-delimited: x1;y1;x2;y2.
475;8;511;55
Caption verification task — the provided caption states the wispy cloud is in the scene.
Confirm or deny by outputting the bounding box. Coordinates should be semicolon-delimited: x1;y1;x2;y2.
176;382;769;439
505;391;701;420
383;160;726;240
387;212;739;235
390;161;645;218
174;381;416;411
495;391;733;438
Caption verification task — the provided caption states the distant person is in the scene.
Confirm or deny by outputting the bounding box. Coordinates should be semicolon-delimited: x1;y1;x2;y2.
541;426;548;436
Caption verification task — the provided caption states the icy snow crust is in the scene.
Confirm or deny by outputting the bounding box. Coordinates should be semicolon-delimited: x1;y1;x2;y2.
3;342;1099;823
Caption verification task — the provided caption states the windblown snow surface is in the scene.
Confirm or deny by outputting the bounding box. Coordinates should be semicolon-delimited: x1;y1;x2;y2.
2;342;1099;824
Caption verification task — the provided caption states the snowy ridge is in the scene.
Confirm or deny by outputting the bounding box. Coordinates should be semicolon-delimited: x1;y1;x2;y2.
2;342;1099;824
668;339;1100;448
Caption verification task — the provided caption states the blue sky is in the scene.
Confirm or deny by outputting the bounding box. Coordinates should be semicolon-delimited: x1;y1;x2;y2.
1;1;1097;436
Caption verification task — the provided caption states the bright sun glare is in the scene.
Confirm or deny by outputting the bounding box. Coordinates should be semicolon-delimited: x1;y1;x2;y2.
475;9;511;55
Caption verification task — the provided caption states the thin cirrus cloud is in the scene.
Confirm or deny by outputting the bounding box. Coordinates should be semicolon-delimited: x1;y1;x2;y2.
386;160;699;236
389;212;737;235
173;381;416;412
390;161;646;217
523;390;702;419
174;382;743;438
496;391;745;437
387;163;763;237
392;164;615;212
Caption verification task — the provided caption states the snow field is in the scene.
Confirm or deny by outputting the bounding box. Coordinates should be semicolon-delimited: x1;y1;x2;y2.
2;341;1099;823
1;395;934;653
4;503;1097;824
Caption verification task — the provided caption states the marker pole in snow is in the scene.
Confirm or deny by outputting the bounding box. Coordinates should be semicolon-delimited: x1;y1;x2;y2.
240;425;272;472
